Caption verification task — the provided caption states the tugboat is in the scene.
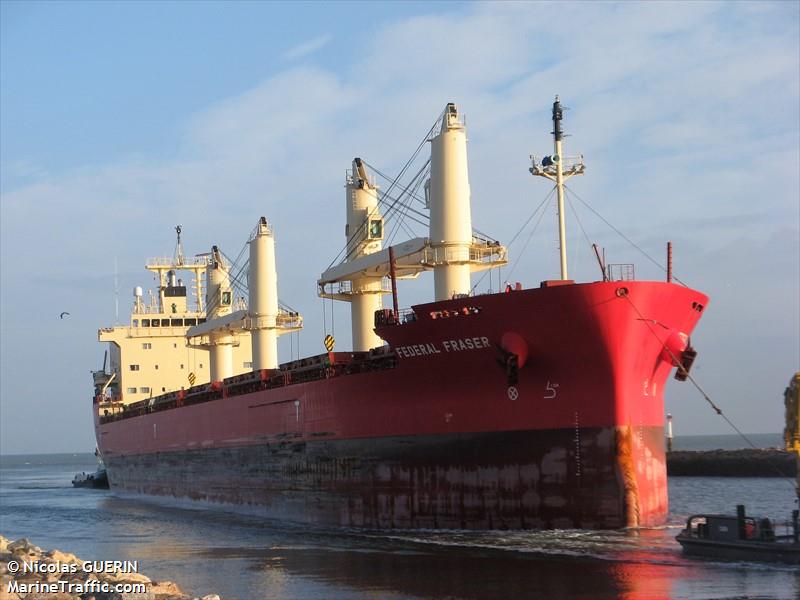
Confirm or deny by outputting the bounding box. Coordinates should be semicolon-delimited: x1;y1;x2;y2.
677;373;800;564
71;467;109;489
72;447;110;489
676;505;800;564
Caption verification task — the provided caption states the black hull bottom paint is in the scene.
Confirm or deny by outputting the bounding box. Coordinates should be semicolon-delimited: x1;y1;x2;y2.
104;427;666;529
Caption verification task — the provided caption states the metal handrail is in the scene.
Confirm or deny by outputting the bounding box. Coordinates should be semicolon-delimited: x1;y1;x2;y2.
322;278;393;296
145;256;208;267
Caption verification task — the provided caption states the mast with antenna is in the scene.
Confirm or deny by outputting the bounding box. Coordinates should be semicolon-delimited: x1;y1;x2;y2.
114;257;119;323
530;96;586;280
174;225;185;266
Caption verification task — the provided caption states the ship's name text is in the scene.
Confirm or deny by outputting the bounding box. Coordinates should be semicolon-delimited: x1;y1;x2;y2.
395;336;490;359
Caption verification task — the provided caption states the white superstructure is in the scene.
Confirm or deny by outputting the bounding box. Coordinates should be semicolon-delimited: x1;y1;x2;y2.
97;229;254;407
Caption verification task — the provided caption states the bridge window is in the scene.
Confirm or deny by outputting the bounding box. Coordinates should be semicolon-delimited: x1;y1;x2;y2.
150;320;159;327
141;319;150;327
161;319;170;326
369;219;383;239
185;318;197;326
171;319;182;326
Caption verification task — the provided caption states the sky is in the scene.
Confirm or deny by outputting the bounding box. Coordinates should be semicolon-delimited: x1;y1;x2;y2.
1;0;798;454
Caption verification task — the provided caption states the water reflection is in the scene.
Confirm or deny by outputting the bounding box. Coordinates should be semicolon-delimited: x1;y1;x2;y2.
3;460;798;600
88;493;800;600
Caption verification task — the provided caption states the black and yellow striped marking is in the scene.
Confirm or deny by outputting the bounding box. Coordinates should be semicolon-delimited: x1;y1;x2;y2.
324;335;335;352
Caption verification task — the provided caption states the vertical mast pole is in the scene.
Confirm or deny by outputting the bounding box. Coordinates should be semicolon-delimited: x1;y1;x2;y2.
114;257;119;323
666;413;674;453
553;96;568;280
388;246;399;320
667;241;673;283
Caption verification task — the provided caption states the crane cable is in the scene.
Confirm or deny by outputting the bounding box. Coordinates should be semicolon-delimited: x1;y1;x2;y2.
324;108;445;271
470;187;556;294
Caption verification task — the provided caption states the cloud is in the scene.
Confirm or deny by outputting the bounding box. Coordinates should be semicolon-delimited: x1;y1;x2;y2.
1;1;799;451
282;34;332;61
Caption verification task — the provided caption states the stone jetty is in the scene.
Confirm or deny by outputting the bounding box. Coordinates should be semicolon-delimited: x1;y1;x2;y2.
0;535;219;600
666;448;795;477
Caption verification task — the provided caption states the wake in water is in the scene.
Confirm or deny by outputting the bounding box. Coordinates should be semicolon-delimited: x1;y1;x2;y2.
362;526;799;573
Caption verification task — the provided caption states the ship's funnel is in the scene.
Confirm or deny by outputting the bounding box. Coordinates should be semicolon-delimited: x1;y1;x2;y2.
345;159;384;351
248;217;279;370
429;103;473;300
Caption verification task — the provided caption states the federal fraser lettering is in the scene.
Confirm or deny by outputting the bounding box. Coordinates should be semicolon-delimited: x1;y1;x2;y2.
395;336;490;359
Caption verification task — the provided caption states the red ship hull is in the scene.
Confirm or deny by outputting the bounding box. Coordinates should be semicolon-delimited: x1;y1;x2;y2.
96;280;707;529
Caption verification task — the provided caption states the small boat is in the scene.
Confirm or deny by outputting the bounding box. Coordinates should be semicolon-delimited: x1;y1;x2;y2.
676;505;800;564
71;466;109;489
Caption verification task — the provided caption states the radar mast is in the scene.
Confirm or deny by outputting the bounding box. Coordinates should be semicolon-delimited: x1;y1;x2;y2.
530;96;586;280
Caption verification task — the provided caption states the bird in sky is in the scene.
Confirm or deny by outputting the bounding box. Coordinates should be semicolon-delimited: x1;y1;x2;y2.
59;312;70;319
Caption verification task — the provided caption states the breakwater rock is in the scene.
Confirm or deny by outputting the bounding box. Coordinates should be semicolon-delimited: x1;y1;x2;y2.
667;448;796;477
0;535;220;600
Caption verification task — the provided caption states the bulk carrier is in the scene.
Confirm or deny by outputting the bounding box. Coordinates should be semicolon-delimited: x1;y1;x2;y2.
92;99;707;529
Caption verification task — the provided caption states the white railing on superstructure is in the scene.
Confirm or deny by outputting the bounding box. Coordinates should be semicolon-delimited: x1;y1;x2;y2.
145;256;209;268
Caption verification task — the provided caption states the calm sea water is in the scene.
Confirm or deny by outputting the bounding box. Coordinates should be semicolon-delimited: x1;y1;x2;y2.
1;436;797;600
671;433;784;451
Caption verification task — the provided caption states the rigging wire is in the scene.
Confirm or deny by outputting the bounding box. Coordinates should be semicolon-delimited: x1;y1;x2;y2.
365;160;497;242
470;187;556;294
565;192;597;280
508;187;557;247
218;248;298;316
380;159;431;233
505;194;553;282
384;159;431;245
363;162;429;207
564;184;688;287
220;250;249;294
325;108;445;271
621;292;797;487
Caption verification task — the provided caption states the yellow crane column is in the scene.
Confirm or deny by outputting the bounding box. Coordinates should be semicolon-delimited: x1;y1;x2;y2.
248;218;279;370
429;103;473;301
346;159;384;351
206;247;234;381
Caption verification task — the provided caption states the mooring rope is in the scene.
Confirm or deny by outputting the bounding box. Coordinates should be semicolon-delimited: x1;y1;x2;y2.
619;289;796;488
